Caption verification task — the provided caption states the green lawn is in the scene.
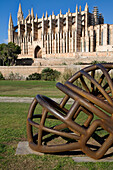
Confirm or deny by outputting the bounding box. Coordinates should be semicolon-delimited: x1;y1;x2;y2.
1;102;113;170
0;80;64;98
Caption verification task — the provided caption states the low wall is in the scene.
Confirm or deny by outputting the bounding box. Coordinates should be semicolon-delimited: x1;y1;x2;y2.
0;65;87;79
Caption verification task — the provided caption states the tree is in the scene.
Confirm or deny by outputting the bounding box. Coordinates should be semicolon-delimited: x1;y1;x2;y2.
0;42;21;66
0;43;8;66
8;42;21;65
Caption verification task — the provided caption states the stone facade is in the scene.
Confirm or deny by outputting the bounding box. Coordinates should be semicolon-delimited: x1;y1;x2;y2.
8;3;113;60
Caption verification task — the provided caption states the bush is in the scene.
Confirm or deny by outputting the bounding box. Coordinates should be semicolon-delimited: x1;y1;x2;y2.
0;72;5;80
7;72;24;80
61;62;67;65
41;67;60;81
26;73;41;80
91;60;107;65
74;62;83;65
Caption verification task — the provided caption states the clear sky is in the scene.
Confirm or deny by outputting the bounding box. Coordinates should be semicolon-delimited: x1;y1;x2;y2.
0;0;113;44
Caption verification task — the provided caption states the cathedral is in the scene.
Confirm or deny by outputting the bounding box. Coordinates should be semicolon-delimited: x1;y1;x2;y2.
8;3;113;60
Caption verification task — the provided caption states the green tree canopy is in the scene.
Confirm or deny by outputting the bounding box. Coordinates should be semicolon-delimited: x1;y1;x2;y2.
0;42;21;66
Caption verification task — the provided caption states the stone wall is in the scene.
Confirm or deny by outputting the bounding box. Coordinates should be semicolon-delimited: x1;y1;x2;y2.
32;52;113;66
1;51;113;79
18;51;113;65
0;65;87;79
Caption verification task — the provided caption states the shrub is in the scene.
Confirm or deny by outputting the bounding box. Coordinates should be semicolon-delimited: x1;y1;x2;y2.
74;62;83;65
0;72;5;80
26;73;41;80
61;62;67;65
41;67;60;81
7;72;24;80
91;60;107;65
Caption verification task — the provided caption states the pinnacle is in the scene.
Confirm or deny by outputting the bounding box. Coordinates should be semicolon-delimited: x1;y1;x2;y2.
9;13;13;25
35;13;38;22
76;5;78;12
52;11;54;16
36;13;38;19
86;2;88;8
46;11;48;18
31;8;35;19
42;13;44;18
18;3;22;14
68;8;70;13
17;3;24;21
85;2;89;11
79;5;81;12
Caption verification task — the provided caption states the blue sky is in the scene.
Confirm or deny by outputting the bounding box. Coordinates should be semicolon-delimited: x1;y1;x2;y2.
0;0;113;44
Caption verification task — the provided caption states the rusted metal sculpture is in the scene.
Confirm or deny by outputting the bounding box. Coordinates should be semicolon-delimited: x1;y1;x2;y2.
27;63;113;159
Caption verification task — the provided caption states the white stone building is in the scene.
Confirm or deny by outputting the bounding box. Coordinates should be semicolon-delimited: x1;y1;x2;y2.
8;3;113;60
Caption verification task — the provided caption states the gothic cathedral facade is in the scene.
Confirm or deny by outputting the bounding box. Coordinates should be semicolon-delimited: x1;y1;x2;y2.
8;3;113;59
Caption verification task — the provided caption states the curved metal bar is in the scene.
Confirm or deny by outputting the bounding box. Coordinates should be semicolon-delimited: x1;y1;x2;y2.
56;82;111;122
80;70;113;106
65;81;113;115
96;64;113;99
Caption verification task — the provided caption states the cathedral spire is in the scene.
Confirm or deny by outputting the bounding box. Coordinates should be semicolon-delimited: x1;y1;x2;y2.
18;3;22;13
9;13;13;26
17;3;24;22
76;5;78;13
85;3;89;12
31;8;35;19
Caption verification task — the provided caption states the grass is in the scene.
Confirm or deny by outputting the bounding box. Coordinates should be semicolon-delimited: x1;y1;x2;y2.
1;102;113;169
0;80;64;98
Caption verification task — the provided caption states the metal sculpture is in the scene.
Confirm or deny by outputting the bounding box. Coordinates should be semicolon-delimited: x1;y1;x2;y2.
27;63;113;159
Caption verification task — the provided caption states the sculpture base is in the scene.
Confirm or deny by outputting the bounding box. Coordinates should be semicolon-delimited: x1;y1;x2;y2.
15;141;44;155
16;141;113;162
72;157;113;162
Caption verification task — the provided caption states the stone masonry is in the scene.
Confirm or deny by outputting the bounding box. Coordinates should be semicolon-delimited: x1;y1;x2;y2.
8;3;113;62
